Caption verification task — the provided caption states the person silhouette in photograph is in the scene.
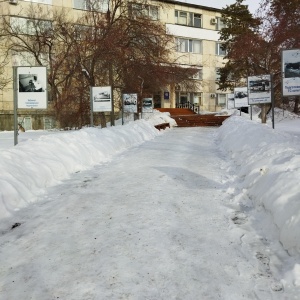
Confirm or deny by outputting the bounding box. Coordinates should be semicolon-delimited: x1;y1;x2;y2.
32;75;43;92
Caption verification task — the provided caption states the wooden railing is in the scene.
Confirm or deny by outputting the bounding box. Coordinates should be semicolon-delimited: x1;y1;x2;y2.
176;101;199;114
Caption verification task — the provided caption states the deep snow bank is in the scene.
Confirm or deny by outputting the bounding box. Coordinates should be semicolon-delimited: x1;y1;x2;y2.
217;116;300;255
0;120;160;219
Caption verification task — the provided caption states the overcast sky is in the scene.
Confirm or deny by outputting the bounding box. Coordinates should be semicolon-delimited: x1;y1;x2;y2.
182;0;261;13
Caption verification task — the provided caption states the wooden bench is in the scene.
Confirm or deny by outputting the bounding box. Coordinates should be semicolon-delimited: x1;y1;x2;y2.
154;122;170;130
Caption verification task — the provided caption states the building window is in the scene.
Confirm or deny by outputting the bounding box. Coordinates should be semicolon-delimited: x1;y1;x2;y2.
175;11;187;25
23;0;52;4
149;5;159;20
11;17;52;36
12;51;49;67
191;69;203;80
44;117;55;130
73;0;109;12
192;93;202;105
215;68;220;80
130;3;159;20
176;38;202;53
216;43;226;56
217;94;226;106
189;13;201;27
216;17;226;30
175;10;202;27
18;117;32;131
74;24;92;40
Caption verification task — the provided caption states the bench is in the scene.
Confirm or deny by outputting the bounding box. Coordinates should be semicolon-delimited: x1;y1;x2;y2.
154;122;170;131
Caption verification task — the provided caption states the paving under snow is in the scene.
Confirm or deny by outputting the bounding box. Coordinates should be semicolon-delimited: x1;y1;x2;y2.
0;109;300;299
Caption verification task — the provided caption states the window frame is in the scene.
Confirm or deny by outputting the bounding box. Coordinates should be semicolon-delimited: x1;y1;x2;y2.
131;3;159;20
216;94;226;106
216;43;226;56
175;10;202;28
216;17;226;30
191;69;203;80
23;0;52;4
176;37;202;54
73;0;109;12
191;92;203;105
11;17;52;36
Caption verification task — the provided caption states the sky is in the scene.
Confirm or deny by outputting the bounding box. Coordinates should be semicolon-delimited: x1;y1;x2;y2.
184;0;261;13
0;108;300;298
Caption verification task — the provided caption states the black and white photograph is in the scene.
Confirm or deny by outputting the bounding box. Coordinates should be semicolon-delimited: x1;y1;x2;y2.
142;98;153;113
17;66;47;109
123;93;138;113
234;87;249;108
285;62;300;79
283;49;300;79
282;49;300;96
249;79;270;93
92;86;112;112
19;74;45;92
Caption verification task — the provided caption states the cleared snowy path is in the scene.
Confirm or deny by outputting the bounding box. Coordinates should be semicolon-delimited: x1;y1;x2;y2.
0;127;294;299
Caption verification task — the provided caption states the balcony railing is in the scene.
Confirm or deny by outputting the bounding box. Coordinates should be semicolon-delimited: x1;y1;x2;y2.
176;101;200;114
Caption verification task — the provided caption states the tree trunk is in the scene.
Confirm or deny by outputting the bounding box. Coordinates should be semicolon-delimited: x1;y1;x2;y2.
261;104;267;123
100;112;107;128
293;96;299;114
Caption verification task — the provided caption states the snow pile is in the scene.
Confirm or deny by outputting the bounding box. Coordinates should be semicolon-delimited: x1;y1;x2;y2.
0;119;161;219
1;108;300;258
217;116;300;255
142;109;177;127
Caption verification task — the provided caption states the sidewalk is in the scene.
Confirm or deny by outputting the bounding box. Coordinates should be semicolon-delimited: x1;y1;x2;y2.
0;127;295;299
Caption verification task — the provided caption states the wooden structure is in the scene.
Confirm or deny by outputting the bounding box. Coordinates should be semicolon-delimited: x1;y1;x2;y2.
156;108;230;127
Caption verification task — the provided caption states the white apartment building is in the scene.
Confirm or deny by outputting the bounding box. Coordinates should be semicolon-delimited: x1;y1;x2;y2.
0;0;228;130
154;0;227;112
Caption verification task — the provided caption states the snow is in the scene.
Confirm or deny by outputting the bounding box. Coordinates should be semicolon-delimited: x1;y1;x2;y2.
0;108;300;299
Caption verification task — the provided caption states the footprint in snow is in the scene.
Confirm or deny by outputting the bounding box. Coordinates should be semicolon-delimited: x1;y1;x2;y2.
231;211;247;225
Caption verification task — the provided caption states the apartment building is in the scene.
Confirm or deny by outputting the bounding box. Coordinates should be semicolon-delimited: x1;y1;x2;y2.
156;0;227;112
0;0;228;130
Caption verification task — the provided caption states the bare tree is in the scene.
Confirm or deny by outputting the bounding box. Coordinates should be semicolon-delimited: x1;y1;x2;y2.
1;0;197;128
0;15;13;90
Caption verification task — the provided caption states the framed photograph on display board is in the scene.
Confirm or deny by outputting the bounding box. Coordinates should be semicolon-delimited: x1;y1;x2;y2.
248;75;271;105
142;98;153;113
282;49;300;96
123;94;138;113
92;86;112;112
17;66;47;109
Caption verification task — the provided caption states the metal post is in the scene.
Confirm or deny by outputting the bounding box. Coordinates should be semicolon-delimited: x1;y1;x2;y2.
109;63;115;126
90;86;93;127
13;67;18;146
271;74;275;129
122;94;124;125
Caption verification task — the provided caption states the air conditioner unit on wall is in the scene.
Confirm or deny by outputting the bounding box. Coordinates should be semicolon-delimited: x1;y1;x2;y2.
210;93;216;98
210;18;217;25
9;0;18;4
